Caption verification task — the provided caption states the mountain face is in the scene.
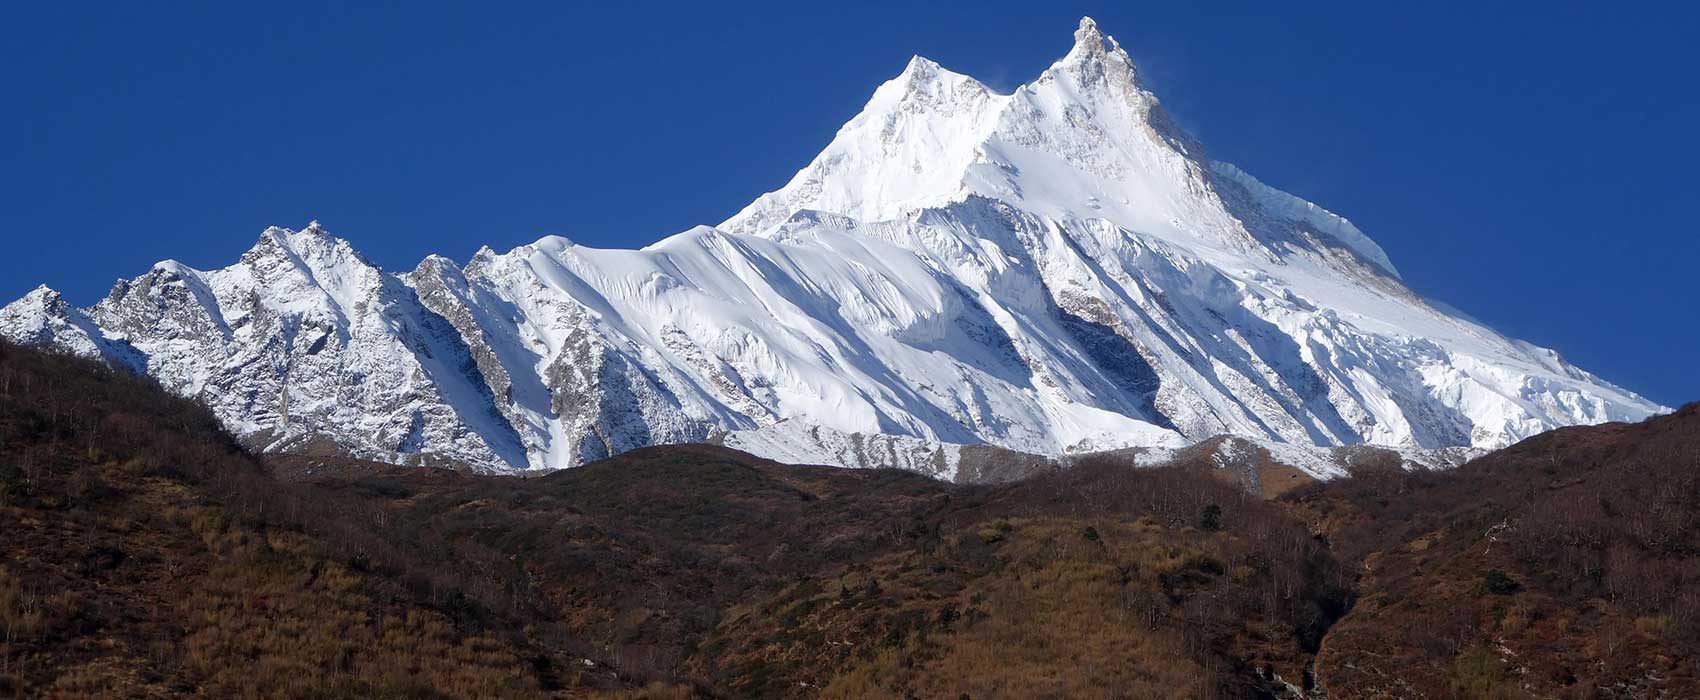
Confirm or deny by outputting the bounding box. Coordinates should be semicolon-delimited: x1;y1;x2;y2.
0;18;1663;473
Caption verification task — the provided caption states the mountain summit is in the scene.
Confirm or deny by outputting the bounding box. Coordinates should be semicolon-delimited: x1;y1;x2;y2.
0;18;1663;473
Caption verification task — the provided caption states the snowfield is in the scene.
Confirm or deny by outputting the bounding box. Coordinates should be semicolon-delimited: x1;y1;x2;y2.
0;18;1664;475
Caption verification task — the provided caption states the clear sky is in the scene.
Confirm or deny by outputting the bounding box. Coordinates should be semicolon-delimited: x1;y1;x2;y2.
4;1;1695;405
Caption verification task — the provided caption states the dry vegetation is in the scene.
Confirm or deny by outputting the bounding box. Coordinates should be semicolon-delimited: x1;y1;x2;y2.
1287;403;1700;698
0;339;1696;699
0;342;571;699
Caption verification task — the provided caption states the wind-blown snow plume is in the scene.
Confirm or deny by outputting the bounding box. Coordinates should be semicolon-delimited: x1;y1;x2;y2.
0;18;1663;474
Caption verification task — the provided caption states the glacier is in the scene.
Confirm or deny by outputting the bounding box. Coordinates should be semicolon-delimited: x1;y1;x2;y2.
0;18;1664;474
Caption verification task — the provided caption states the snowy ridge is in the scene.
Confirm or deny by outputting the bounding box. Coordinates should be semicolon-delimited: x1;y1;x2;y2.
720;420;967;481
1129;435;1484;480
0;18;1664;474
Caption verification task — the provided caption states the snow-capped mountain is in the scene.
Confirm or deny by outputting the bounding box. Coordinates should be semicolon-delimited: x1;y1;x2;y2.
0;18;1664;474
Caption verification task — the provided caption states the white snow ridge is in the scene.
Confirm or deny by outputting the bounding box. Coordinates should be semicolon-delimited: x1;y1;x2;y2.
0;18;1665;475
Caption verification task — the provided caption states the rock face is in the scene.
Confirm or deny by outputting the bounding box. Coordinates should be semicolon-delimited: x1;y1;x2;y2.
0;18;1664;473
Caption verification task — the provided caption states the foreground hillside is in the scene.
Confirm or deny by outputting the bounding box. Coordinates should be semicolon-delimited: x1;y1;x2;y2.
0;341;1693;698
1291;401;1700;697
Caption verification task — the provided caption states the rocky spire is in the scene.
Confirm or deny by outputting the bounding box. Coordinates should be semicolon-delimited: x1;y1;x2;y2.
1058;16;1140;91
1071;16;1113;57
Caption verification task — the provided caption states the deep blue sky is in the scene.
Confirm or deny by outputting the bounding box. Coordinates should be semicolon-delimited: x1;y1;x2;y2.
4;2;1695;405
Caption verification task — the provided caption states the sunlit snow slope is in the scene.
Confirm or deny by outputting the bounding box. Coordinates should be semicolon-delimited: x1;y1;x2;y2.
0;18;1663;473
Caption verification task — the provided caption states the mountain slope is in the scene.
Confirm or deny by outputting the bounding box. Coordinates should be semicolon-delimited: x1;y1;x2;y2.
1287;402;1700;697
7;339;1694;699
0;18;1662;472
0;340;1348;699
